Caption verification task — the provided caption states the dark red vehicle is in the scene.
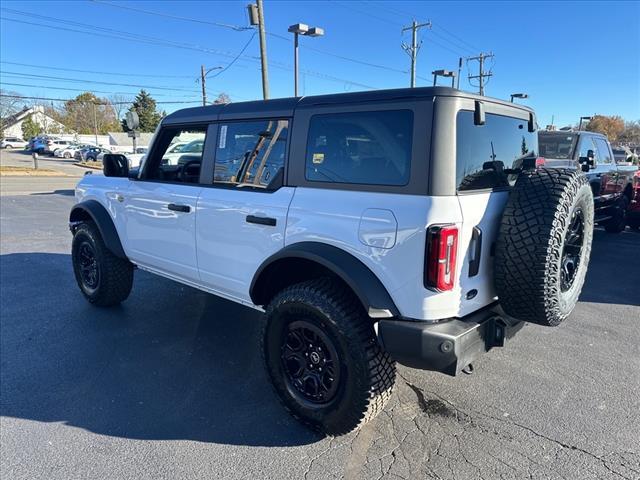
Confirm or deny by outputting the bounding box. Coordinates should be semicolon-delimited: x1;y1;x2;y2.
627;170;640;230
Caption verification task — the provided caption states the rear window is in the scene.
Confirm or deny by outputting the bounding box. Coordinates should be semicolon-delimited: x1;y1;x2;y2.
456;111;537;192
539;133;577;159
305;110;413;186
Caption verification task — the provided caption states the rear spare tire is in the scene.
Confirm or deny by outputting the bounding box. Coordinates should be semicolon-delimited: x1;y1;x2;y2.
495;168;594;326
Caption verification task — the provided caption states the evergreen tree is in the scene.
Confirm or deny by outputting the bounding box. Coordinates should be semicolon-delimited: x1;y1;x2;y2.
122;90;164;132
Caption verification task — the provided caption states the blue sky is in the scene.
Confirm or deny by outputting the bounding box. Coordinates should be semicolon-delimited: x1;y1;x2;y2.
1;0;639;127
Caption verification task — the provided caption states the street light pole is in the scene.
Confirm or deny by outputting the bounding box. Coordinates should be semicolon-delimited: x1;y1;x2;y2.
201;65;207;106
578;116;592;131
293;31;299;97
288;23;324;97
199;65;223;106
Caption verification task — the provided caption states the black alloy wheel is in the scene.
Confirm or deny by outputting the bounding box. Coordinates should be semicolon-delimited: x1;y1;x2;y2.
560;207;585;292
77;241;100;291
281;320;341;405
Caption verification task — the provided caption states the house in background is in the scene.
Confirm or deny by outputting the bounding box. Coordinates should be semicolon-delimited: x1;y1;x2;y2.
1;105;70;139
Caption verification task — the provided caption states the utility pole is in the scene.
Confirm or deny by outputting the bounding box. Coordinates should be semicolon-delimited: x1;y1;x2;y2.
401;20;431;88
92;102;98;146
256;0;270;99
456;57;463;89
467;52;494;95
201;65;207;106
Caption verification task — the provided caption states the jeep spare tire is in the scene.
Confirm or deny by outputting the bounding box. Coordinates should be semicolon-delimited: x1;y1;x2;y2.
495;168;594;326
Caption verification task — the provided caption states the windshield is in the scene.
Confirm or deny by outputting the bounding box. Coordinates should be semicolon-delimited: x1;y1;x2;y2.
538;133;577;159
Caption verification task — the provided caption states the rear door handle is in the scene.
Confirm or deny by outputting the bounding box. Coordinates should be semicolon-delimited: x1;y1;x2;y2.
246;215;276;226
167;203;191;213
468;226;482;277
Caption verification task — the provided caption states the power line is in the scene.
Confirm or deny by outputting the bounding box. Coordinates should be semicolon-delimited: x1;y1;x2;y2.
1;71;200;93
90;0;408;75
0;13;376;90
0;94;201;105
0;82;200;98
0;61;195;79
360;2;480;55
90;0;251;32
209;32;256;79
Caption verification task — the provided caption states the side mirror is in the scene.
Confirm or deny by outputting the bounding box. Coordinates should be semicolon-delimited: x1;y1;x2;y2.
103;154;129;177
578;150;595;172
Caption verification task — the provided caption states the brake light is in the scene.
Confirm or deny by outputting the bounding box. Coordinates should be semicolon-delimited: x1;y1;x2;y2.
425;225;458;291
535;157;546;168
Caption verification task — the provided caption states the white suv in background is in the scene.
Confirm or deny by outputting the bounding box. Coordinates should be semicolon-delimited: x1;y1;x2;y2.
69;87;594;436
1;137;27;149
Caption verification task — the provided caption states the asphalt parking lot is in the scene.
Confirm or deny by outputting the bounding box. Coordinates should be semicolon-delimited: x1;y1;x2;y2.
1;187;639;479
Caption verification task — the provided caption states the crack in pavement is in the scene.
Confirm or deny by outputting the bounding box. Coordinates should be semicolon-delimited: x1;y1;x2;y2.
398;372;636;480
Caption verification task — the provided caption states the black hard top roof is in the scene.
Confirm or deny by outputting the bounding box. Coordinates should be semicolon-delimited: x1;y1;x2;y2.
163;86;534;124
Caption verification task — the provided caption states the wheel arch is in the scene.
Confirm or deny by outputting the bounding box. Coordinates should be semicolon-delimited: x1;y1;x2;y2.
69;200;127;259
250;242;400;318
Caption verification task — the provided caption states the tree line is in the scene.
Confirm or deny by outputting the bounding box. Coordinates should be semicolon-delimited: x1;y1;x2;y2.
1;89;231;140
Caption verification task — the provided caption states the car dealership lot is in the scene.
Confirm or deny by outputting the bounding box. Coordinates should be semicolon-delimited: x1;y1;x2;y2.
1;191;638;480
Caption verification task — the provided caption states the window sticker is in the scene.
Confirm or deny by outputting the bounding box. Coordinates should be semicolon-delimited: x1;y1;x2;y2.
219;125;228;149
312;152;325;164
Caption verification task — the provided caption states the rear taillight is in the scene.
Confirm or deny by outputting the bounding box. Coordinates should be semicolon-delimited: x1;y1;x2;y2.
425;225;458;291
535;157;546;168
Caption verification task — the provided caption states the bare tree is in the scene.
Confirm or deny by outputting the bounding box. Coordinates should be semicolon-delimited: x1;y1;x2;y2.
0;89;25;134
109;94;132;121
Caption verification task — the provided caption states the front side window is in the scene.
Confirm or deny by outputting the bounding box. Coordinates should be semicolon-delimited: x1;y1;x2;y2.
305;110;413;186
456;111;537;191
214;119;288;189
144;127;207;183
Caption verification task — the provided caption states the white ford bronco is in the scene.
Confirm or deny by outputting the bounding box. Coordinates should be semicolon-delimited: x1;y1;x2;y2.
70;87;594;435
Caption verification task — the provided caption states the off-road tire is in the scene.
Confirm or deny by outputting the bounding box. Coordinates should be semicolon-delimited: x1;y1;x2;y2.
495;168;594;326
72;222;133;307
602;196;628;233
262;278;396;435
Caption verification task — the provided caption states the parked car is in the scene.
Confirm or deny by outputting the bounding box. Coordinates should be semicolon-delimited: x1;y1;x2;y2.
161;139;204;165
126;147;148;168
76;146;110;161
45;139;75;155
539;130;637;233
1;136;27;149
627;170;640;230
55;144;91;159
70;86;595;435
30;136;51;154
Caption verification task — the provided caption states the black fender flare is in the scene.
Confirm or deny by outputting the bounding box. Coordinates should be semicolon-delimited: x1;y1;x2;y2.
69;200;127;259
250;242;400;317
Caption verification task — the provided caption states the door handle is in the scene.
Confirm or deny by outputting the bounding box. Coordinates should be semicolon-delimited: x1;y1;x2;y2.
167;203;191;213
468;226;482;277
246;215;276;226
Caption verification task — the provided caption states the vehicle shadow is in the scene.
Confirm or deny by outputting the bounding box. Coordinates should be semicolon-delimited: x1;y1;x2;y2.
578;228;640;306
0;252;320;447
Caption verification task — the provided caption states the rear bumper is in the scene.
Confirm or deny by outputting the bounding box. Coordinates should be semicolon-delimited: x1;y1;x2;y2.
377;304;524;376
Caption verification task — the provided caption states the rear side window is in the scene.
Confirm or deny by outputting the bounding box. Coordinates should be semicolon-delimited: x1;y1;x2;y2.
214;119;288;189
305;110;413;186
456;111;537;192
593;137;612;164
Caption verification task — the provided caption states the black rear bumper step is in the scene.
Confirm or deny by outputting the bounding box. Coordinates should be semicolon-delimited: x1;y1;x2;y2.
377;304;524;376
